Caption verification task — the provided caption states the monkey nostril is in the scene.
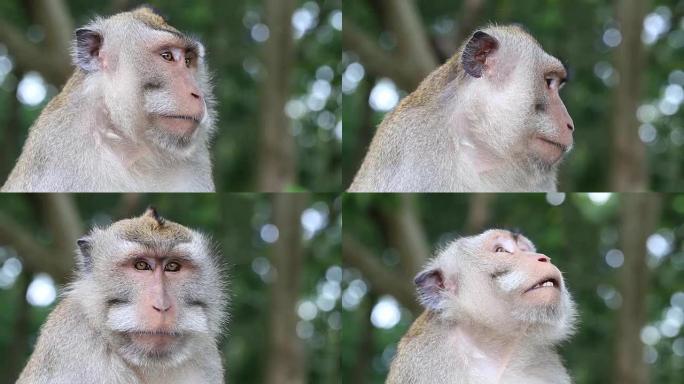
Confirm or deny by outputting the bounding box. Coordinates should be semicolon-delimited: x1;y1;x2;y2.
152;304;170;312
537;256;549;263
567;123;574;131
191;92;201;100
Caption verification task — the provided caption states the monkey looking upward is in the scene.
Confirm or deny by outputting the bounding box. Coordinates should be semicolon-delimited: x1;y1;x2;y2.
17;208;227;384
2;6;216;192
350;25;575;192
386;229;577;384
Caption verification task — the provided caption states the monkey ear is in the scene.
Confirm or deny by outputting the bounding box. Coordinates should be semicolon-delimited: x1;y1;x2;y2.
414;269;446;310
462;31;499;78
76;237;93;273
74;28;103;72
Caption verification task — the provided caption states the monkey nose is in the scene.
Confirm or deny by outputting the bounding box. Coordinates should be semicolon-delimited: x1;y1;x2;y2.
152;303;171;312
536;254;550;263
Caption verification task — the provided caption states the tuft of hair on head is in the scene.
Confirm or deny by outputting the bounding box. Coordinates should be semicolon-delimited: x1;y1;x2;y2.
143;206;165;227
132;4;168;19
129;4;174;30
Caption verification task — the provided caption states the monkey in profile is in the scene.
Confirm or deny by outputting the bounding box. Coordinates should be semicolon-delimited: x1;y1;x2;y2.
350;25;575;192
17;208;227;384
387;229;577;384
2;6;216;192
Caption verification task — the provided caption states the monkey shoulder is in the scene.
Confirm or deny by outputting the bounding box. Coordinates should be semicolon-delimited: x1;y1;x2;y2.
18;297;135;384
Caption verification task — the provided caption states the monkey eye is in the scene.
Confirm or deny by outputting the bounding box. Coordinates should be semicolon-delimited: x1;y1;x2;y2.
165;261;181;272
134;260;151;270
495;246;505;253
160;51;174;62
545;78;554;88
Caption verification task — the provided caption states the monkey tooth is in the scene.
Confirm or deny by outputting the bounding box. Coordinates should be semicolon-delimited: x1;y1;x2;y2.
529;278;558;291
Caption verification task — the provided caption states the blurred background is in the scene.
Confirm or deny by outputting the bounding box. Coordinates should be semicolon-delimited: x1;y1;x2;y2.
0;193;341;384
342;0;684;191
0;0;341;192
342;193;684;383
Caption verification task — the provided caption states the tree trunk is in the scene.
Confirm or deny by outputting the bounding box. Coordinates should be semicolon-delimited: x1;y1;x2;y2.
257;0;297;191
613;193;661;384
465;194;492;233
265;194;308;384
377;195;430;278
610;0;649;190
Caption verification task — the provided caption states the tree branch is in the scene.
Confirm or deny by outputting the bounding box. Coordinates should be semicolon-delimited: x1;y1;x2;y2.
343;18;419;91
0;0;72;85
38;194;82;257
378;195;429;278
343;234;420;313
0;212;70;280
34;0;73;56
377;0;437;77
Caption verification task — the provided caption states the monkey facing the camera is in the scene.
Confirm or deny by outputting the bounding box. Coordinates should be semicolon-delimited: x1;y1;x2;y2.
2;6;216;192
387;229;577;384
350;25;575;192
16;208;227;384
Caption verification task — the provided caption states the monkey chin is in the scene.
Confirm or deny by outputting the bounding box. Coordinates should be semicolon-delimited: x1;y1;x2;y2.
121;331;189;366
530;136;569;167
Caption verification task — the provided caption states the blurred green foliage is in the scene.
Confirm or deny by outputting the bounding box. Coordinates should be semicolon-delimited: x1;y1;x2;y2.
342;193;684;383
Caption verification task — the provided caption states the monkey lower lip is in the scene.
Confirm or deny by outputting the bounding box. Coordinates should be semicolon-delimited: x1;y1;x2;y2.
158;115;200;136
525;278;559;293
130;331;180;350
536;137;567;152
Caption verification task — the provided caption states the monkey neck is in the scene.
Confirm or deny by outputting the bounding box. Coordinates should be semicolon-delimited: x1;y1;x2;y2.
446;318;554;379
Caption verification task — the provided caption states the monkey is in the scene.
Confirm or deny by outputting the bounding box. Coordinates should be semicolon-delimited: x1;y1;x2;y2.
349;25;575;192
1;6;216;192
386;229;577;384
16;207;227;384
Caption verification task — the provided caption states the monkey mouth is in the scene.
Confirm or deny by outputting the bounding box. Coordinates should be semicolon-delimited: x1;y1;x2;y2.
156;114;202;136
532;136;570;164
535;137;568;153
162;115;201;123
128;330;182;351
525;277;560;293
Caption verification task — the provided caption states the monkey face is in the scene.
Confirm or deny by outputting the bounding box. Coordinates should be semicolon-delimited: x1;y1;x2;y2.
415;229;576;339
459;26;574;173
73;209;226;367
75;9;215;156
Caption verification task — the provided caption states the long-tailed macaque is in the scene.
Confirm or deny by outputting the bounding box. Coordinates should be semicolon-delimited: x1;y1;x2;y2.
387;229;577;384
2;7;216;192
350;25;575;192
17;208;227;384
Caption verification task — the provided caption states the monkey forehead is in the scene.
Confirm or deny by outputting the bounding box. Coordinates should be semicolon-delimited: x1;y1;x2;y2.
100;8;200;51
107;216;193;246
475;229;536;251
482;25;565;74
